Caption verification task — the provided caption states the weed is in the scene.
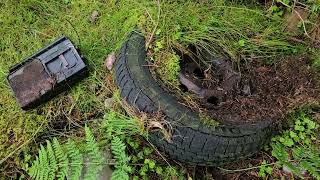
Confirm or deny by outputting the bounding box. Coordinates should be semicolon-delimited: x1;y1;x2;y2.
143;0;299;89
27;126;104;180
271;110;320;179
199;113;220;127
102;111;186;179
258;160;273;178
152;51;181;86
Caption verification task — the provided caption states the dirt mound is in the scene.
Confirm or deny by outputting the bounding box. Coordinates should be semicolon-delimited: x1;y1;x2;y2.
179;57;319;123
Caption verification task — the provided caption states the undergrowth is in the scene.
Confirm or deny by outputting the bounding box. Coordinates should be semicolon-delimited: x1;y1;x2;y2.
28;126;104;180
144;1;300;87
1;0;320;179
256;108;320;179
270;110;320;179
103;111;186;180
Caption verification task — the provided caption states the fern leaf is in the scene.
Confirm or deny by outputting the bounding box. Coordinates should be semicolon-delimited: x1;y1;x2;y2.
40;145;49;180
46;140;57;180
29;156;40;179
52;138;68;180
111;137;130;180
111;169;129;180
84;125;105;180
111;137;126;159
66;139;83;180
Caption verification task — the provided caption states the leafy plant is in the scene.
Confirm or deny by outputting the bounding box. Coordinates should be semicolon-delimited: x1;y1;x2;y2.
28;126;104;180
84;125;105;180
103;111;186;179
258;160;273;178
111;137;132;180
271;111;320;179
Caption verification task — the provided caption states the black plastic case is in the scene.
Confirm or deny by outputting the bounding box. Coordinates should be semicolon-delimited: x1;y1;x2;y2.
7;37;88;110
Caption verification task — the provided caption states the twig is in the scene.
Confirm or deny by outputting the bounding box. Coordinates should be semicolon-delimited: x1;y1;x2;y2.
218;162;278;172
146;0;161;48
293;9;312;39
146;138;173;168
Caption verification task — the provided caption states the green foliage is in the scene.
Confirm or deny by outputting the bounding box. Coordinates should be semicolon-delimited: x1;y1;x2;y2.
65;139;83;180
153;52;181;86
143;0;300;89
258;160;273;178
103;112;186;179
52;138;69;180
28;126;104;180
103;111;144;138
84;125;105;180
111;137;131;180
271;111;320;179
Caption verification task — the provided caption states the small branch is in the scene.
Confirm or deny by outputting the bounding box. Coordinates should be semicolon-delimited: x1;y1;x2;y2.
146;0;161;48
218;162;279;173
293;9;312;40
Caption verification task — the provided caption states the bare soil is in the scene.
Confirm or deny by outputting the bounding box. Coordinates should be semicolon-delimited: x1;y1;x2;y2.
177;56;320;123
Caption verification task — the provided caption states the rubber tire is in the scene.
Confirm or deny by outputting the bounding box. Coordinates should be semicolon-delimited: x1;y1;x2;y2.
114;31;275;166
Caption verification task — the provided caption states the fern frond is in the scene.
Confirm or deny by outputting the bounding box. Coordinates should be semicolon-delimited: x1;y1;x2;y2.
111;169;129;180
111;137;130;180
52;138;68;180
29;156;40;179
44;140;57;180
28;127;104;180
84;125;105;180
40;145;49;180
66;139;83;180
104;111;142;138
111;137;126;160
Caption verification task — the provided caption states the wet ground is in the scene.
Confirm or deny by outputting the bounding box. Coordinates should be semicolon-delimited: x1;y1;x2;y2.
174;54;320;123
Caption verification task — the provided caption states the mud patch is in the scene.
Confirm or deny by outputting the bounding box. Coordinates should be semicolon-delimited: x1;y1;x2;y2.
8;59;56;108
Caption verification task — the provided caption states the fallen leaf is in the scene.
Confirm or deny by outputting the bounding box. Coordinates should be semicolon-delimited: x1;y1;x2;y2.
104;52;116;70
148;121;172;143
90;10;99;24
104;98;114;109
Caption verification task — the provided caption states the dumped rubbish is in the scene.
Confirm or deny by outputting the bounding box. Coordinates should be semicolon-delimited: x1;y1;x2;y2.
7;37;87;110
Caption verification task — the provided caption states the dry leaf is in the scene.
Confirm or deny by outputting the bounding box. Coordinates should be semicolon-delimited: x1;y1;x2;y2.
90;10;99;24
148;121;172;143
104;52;116;70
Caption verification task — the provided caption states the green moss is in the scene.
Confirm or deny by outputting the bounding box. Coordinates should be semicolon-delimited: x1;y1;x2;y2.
154;52;181;87
199;113;220;128
1;0;319;178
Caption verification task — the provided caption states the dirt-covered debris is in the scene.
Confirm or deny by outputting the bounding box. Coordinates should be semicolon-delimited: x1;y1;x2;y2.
178;57;320;123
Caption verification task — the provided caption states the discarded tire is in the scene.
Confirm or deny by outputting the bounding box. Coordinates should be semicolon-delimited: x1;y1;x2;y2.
114;31;275;166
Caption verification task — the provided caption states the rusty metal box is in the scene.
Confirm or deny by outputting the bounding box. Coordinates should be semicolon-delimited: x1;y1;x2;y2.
7;37;87;110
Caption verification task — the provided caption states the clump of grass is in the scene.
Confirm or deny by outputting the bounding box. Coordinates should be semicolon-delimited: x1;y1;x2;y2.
153;51;181;86
0;0;148;177
142;0;299;89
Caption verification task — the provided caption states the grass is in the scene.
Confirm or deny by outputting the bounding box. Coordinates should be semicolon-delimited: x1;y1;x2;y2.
0;0;319;179
0;0;145;176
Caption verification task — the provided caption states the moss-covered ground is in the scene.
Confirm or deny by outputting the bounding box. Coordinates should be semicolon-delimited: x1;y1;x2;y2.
0;0;319;179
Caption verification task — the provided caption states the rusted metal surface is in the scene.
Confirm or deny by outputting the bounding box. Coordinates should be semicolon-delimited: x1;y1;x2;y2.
179;59;241;105
8;59;56;108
